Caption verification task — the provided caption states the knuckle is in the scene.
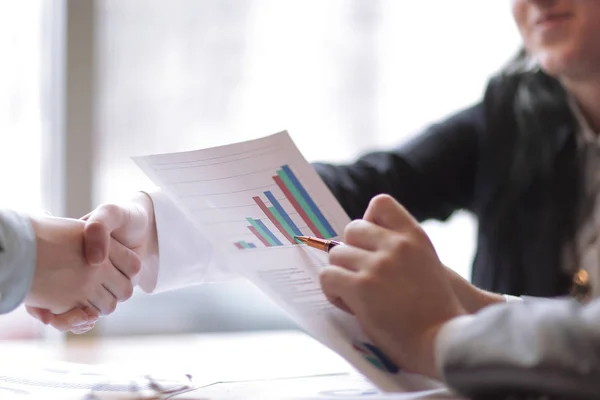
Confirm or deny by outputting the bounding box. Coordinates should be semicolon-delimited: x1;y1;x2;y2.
99;203;120;216
129;253;142;276
328;246;344;266
122;283;134;301
369;193;395;210
106;299;118;314
355;272;379;292
319;269;332;288
343;219;368;244
372;252;397;273
389;236;412;255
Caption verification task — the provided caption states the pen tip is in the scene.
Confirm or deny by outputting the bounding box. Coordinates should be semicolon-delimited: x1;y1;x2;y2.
295;235;309;243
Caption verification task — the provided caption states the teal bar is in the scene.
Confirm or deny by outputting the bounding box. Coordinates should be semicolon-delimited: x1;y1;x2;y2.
246;218;278;246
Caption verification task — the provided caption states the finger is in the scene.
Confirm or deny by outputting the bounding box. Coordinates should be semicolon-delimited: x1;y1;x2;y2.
343;219;392;251
363;194;419;232
102;259;135;302
320;266;357;314
328;244;373;272
88;286;118;316
109;237;142;279
71;322;96;335
329;297;354;315
81;306;101;322
320;265;356;303
26;306;51;325
84;204;129;265
47;309;94;332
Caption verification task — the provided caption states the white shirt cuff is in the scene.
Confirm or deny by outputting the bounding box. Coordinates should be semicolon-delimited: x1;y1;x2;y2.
503;294;523;303
139;189;235;294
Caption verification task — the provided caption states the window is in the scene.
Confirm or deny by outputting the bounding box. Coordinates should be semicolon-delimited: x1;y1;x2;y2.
0;1;51;339
92;0;521;336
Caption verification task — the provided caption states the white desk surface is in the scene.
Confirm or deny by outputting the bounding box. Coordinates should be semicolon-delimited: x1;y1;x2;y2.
0;330;457;399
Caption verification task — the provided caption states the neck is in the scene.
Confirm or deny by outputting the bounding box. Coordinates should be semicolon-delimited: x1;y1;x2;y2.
561;74;600;134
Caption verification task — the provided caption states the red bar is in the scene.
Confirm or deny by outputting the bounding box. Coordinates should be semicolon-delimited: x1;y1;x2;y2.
234;242;244;250
273;175;322;238
253;196;296;244
248;225;271;247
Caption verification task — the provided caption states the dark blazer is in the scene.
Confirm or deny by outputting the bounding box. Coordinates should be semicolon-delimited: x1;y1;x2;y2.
314;74;580;297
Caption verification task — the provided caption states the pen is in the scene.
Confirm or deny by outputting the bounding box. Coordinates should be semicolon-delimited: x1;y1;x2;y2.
295;235;343;252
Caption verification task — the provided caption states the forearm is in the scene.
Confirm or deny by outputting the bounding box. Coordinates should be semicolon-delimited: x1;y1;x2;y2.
0;210;36;314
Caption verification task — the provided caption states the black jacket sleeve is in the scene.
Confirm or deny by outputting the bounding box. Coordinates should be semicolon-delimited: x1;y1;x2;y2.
313;103;485;221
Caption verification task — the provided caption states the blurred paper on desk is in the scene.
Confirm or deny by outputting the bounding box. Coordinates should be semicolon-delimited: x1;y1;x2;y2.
170;372;457;400
0;361;193;399
134;131;445;393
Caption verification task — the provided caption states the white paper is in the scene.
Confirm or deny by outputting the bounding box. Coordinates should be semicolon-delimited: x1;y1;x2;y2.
176;373;455;400
134;131;444;393
0;361;192;399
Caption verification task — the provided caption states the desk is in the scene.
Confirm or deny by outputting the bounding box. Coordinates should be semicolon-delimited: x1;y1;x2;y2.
0;330;455;399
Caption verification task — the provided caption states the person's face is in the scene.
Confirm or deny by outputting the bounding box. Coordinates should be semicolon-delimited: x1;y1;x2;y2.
512;0;600;80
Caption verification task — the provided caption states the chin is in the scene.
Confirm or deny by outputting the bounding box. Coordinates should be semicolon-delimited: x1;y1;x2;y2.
536;48;582;78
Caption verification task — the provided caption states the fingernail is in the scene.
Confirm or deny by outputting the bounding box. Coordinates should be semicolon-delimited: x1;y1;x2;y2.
74;324;95;334
90;250;104;264
72;317;88;326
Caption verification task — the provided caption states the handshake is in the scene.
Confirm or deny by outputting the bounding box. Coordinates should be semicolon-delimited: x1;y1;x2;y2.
20;193;156;334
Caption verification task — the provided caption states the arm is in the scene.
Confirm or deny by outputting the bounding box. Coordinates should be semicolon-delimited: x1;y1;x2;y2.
142;190;233;293
83;190;227;294
1;209;135;321
29;190;233;333
0;210;36;314
313;103;484;221
436;298;600;399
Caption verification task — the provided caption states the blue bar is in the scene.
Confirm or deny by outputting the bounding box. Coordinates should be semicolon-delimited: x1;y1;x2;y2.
254;219;283;246
264;191;302;236
248;243;257;248
280;165;336;237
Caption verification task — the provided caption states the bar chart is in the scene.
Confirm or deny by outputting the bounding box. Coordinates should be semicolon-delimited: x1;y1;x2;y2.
236;164;337;250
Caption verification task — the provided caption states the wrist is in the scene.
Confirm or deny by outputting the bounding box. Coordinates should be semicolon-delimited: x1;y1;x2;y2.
414;301;467;380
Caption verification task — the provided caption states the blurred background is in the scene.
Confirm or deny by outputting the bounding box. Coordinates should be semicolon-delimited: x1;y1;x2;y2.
0;0;521;339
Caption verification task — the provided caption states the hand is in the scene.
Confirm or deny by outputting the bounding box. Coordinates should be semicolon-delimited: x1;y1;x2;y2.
24;216;137;316
26;305;100;334
82;192;156;268
27;193;157;333
319;194;466;379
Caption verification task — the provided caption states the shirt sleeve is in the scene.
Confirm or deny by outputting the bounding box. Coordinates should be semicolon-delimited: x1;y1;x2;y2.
137;189;236;294
0;210;36;314
434;297;600;398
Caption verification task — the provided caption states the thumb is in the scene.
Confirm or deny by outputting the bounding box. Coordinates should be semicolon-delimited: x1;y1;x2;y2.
83;204;129;265
26;305;52;325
